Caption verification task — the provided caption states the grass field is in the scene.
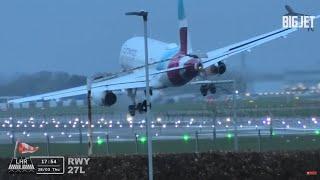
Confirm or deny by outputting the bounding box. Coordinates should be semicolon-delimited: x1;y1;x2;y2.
1;134;320;157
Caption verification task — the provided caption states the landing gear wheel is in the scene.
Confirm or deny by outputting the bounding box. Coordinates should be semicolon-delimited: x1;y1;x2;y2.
200;85;208;96
209;84;216;94
128;105;136;116
137;100;150;114
137;102;144;114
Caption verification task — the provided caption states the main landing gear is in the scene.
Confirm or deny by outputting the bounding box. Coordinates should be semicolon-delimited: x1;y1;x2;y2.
200;84;216;96
128;100;151;116
127;88;152;116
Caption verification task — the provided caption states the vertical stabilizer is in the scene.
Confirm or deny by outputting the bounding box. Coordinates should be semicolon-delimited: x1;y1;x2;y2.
178;0;192;54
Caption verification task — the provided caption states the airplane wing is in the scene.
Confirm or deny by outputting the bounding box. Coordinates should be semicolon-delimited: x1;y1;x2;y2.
201;15;320;69
8;70;150;104
189;80;235;85
8;64;188;104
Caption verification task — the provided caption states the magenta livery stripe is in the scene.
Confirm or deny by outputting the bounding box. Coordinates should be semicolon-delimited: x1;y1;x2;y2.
179;27;188;55
167;53;186;86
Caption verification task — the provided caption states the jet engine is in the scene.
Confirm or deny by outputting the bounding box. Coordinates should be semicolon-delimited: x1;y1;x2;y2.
206;61;226;75
218;61;226;74
92;90;117;106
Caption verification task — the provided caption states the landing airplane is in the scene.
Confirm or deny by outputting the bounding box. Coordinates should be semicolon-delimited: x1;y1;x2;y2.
9;1;320;116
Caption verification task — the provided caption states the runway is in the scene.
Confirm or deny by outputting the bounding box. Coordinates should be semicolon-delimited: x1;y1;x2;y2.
0;115;318;144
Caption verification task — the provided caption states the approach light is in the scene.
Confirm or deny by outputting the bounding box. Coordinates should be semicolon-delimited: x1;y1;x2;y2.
139;136;147;144
183;134;190;142
97;138;104;145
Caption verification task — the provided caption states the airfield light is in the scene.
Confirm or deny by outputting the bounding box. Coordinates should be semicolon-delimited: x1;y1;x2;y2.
315;130;320;135
183;134;190;142
227;133;233;139
139;136;147;144
97;137;104;145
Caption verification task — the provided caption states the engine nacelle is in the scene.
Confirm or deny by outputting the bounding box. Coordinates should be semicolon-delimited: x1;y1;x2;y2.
92;90;117;106
206;65;219;75
218;61;226;74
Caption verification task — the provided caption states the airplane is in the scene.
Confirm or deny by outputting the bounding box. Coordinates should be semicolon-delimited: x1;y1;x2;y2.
8;0;320;116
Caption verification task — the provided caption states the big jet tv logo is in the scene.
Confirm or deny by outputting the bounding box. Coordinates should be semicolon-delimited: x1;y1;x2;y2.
283;16;316;29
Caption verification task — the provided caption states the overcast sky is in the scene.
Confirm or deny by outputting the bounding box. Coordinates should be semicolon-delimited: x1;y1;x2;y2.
0;0;319;76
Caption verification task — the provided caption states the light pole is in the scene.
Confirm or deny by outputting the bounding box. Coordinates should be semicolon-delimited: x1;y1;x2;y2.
126;11;153;180
87;77;93;156
232;81;239;152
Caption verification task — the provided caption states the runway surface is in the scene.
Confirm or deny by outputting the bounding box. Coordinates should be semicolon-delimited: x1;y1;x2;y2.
0;115;319;144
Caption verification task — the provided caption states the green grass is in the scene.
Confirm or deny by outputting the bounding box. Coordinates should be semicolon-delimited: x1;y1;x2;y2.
1;134;320;157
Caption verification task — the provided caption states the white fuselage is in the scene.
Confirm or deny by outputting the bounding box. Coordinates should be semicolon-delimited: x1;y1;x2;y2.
119;37;201;89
